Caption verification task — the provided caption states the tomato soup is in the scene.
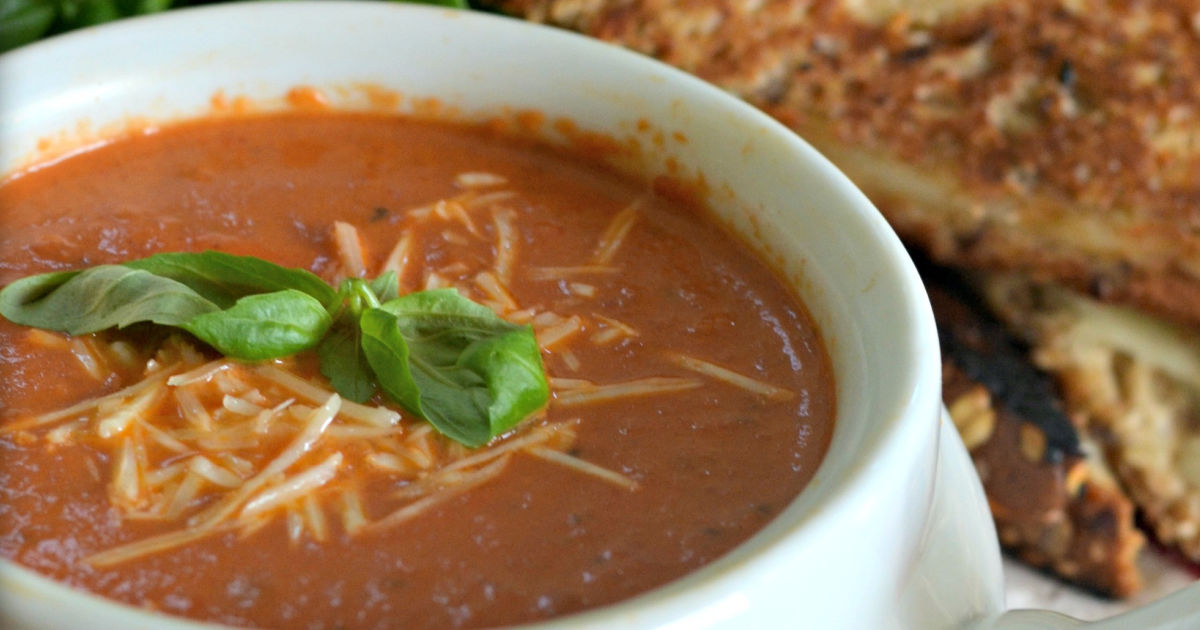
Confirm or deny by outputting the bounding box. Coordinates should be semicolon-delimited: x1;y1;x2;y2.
0;113;834;629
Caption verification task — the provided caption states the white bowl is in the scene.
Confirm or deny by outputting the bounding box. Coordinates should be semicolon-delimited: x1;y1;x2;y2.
0;3;1004;629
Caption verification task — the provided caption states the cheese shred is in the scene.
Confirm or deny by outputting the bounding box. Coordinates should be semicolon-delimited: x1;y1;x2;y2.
18;336;628;567
667;352;795;401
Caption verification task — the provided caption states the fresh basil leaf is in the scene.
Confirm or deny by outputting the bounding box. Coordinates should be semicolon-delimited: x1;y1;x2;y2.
0;251;549;448
125;251;336;308
0;265;219;334
320;278;382;402
359;308;424;419
183;289;331;360
360;289;548;447
368;270;400;303
337;277;383;315
318;323;377;403
458;325;547;435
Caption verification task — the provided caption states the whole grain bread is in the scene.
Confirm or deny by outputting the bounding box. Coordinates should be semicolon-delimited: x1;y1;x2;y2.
494;0;1200;328
931;267;1144;597
984;274;1200;575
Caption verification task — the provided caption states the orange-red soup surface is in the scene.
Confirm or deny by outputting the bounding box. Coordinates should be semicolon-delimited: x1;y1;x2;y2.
0;113;834;629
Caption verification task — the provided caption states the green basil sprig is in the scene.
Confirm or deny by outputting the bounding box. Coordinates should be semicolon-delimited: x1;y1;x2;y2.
0;251;547;447
1;1;469;54
361;289;548;447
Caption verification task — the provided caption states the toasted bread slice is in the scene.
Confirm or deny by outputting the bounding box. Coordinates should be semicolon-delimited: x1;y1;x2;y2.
493;0;1200;327
984;274;1200;570
930;266;1143;598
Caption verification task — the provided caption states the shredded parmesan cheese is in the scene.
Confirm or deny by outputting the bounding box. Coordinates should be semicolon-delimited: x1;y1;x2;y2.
455;171;508;188
140;421;191;455
568;282;596;298
536;314;585;350
445;200;479;236
111;436;141;507
303;494;329;542
381;230;414;288
188;456;243;488
369;455;511;532
475;271;520;313
107;340;141;372
25;329;70;350
173;387;213;432
333;221;368;278
526;265;618;281
527;446;639;491
4;367;175;433
554;377;704;407
438;424;567;475
254;365;400;427
223;394;265;416
493;209;519;285
559;350;582;372
550;377;596;390
97;386;163;439
240;452;344;519
592;201;641;264
188;394;341;531
87;527;224;569
164;471;205;519
423;271;449;290
667;352;795;402
463;190;517;209
168;360;232;387
339;488;368;535
441;229;469;246
70;337;106;381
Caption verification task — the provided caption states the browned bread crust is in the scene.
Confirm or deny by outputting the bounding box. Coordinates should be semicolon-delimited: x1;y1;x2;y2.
983;274;1200;574
492;0;1200;328
931;272;1144;598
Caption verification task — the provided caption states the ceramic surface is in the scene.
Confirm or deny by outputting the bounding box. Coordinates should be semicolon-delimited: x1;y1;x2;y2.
0;4;1011;628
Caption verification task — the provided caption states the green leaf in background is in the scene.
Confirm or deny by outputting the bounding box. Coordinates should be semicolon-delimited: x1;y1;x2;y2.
0;0;56;52
0;0;466;54
360;289;547;447
116;0;173;14
56;0;122;30
125;250;336;308
183;289;332;360
0;265;220;333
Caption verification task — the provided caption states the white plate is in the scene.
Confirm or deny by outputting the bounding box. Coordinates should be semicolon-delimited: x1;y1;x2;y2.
1004;555;1195;620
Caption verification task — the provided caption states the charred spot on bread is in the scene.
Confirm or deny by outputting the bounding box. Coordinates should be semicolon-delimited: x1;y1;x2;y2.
927;260;1143;598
